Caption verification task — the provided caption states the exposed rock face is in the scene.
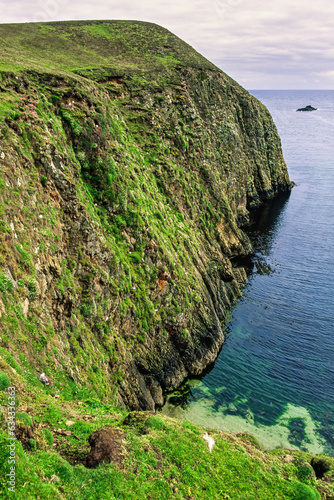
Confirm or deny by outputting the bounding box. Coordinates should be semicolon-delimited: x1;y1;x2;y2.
0;21;293;411
85;427;125;468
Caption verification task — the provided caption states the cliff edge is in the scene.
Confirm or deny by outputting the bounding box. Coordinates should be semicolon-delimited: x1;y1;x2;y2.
0;20;292;410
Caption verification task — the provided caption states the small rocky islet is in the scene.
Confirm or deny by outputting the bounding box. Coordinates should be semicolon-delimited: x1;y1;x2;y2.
297;105;317;111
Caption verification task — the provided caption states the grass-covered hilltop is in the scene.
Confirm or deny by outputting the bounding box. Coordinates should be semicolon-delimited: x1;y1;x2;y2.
0;19;332;499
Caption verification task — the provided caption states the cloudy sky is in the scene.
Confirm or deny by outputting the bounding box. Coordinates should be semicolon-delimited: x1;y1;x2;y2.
1;0;333;89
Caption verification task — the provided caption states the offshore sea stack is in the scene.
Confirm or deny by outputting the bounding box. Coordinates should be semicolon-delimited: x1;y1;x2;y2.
0;20;293;410
297;105;317;111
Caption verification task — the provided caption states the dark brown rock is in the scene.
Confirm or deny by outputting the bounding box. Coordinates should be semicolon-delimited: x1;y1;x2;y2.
85;427;125;469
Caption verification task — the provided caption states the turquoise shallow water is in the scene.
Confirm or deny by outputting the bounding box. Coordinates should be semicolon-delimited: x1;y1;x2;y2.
162;90;334;455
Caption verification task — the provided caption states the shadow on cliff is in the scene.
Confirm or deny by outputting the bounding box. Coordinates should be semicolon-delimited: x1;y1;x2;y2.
230;190;292;275
162;190;292;408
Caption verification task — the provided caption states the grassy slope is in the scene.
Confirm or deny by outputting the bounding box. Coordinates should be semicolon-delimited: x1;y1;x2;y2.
1;366;332;500
0;20;216;80
0;20;331;499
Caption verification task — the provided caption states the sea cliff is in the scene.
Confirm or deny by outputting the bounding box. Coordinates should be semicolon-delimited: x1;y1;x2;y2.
0;20;292;411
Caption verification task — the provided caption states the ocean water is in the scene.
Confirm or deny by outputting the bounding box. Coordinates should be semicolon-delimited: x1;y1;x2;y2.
162;90;334;455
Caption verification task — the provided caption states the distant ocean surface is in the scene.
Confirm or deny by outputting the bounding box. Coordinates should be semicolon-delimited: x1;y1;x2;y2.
162;90;334;455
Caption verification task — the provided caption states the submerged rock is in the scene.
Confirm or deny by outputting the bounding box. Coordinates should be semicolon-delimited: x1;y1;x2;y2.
255;260;273;275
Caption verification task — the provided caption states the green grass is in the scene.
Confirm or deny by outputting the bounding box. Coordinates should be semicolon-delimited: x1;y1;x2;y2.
0;92;20;121
0;373;329;500
0;20;216;83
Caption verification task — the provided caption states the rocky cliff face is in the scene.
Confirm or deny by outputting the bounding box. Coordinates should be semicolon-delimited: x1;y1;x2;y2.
0;21;292;410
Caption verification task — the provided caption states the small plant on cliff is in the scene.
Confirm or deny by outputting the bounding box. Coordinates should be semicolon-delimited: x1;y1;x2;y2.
0;274;13;293
0;372;10;391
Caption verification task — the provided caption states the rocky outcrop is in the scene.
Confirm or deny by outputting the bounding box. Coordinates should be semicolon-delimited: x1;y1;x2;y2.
0;21;292;412
297;105;317;111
